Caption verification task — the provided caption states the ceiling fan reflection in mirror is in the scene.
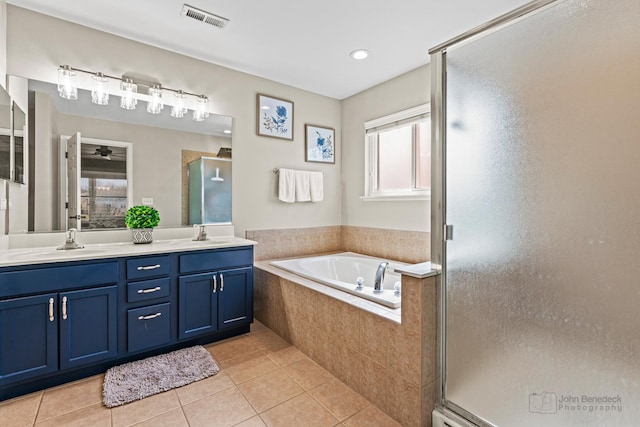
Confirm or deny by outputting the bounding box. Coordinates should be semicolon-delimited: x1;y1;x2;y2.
94;145;112;160
85;144;127;161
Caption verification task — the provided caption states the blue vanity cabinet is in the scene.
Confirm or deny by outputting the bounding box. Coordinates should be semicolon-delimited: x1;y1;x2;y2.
178;248;254;340
0;245;254;400
0;261;119;388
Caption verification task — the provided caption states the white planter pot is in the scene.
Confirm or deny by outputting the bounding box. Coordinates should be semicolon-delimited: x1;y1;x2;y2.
131;228;153;244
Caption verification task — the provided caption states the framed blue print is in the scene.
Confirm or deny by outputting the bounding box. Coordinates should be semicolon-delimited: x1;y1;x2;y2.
257;93;294;140
305;124;335;164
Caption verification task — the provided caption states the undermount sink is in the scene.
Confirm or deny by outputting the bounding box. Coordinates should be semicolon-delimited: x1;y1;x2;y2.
6;248;107;261
162;237;236;246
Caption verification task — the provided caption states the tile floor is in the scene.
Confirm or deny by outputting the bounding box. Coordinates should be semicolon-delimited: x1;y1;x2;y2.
0;321;401;426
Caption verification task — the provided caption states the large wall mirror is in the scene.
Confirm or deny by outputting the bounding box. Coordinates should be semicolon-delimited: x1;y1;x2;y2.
24;79;232;233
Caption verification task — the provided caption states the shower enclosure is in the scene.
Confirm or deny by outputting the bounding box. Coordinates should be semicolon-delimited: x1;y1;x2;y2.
188;157;232;224
430;1;639;426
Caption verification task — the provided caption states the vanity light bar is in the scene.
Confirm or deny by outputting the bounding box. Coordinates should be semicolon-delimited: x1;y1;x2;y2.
57;65;209;121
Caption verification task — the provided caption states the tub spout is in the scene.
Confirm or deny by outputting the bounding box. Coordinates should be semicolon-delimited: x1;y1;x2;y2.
373;262;388;293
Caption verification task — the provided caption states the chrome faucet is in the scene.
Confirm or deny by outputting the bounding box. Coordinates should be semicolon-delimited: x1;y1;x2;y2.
373;262;389;293
193;224;208;241
57;228;84;250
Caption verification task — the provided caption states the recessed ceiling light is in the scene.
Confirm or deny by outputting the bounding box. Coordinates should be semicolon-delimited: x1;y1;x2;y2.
350;49;369;60
223;129;232;134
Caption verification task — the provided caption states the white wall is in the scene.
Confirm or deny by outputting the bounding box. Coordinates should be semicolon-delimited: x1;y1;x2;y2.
6;6;342;237
0;0;5;82
340;65;431;232
32;92;60;230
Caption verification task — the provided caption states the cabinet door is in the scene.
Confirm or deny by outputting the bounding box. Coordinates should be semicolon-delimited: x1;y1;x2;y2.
178;272;217;340
59;286;118;370
218;267;253;330
0;293;58;386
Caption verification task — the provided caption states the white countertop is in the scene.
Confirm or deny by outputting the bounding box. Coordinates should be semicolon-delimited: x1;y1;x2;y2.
0;236;257;268
393;261;439;278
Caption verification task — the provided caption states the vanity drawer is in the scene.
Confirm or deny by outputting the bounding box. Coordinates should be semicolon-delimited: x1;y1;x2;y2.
127;278;170;303
127;303;171;353
179;248;252;274
126;256;170;280
0;262;118;298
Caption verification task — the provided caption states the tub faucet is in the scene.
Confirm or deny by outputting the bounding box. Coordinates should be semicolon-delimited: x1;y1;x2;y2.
193;224;208;241
373;262;388;293
57;228;84;250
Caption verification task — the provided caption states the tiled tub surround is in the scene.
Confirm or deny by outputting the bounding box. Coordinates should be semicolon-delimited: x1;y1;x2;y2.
254;260;437;426
246;225;430;264
247;226;343;262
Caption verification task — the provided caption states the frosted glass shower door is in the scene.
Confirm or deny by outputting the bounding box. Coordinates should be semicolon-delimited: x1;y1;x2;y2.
442;1;640;426
202;158;231;223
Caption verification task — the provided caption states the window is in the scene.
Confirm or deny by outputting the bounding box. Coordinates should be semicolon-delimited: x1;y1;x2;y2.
363;104;430;200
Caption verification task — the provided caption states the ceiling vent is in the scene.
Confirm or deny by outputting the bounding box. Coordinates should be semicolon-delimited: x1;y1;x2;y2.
181;4;229;29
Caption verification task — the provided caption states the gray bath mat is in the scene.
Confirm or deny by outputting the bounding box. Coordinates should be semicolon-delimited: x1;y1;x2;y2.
103;345;219;408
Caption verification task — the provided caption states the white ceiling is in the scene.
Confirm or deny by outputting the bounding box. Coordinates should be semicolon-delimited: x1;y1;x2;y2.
7;0;531;99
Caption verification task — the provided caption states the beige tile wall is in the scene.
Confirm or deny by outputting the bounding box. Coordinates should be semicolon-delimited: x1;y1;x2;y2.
254;268;437;426
246;226;343;261
342;226;430;264
246;226;429;263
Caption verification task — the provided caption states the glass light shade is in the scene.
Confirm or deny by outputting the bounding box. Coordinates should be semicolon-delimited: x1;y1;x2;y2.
57;65;78;100
91;72;109;105
192;95;209;121
147;84;163;114
120;79;138;110
171;91;187;118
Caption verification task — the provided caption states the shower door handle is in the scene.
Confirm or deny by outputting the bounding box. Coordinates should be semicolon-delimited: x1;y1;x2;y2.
444;224;454;241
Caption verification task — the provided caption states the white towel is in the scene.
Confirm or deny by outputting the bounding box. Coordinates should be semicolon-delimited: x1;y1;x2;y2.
278;168;295;203
309;171;323;202
294;170;311;202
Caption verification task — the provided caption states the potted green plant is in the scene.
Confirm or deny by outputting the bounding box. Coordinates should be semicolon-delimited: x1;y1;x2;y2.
125;205;160;244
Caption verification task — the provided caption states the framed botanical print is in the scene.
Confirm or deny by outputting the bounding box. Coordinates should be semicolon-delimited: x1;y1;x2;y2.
305;124;335;164
257;94;294;140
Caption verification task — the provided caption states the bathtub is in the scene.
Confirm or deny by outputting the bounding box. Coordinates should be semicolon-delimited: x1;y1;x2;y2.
269;252;406;308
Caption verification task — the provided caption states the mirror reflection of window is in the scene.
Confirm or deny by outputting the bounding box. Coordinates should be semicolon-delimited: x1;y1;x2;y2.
0;87;11;180
80;178;128;229
0;132;9;179
13;102;26;184
79;143;129;229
